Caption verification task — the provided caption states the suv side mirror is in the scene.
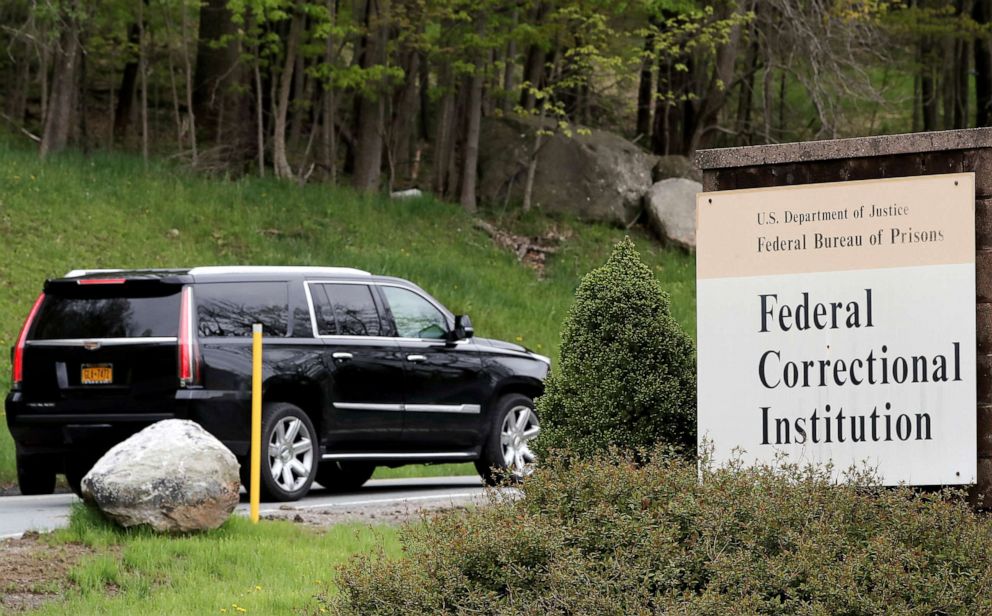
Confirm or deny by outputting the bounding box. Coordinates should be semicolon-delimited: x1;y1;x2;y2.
452;314;474;341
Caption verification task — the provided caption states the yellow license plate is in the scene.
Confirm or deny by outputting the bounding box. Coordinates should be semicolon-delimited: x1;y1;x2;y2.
81;364;113;385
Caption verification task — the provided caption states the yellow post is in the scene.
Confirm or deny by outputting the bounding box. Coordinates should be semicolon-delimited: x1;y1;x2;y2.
250;323;263;523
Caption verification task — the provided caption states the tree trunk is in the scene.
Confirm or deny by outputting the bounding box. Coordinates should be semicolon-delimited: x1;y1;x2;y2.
956;0;974;128
636;31;654;140
389;48;420;185
686;2;746;154
193;0;240;142
735;38;759;145
433;62;454;195
518;3;548;112
522;108;546;212
139;0;149;164
320;0;338;182
288;43;307;154
976;0;992;126
419;51;431;142
353;0;387;192
181;0;198;165
273;5;303;180
4;30;31;124
255;56;265;176
40;3;81;159
957;37;970;128
114;22;140;141
445;84;467;198
459;17;485;214
921;36;938;131
502;8;518;112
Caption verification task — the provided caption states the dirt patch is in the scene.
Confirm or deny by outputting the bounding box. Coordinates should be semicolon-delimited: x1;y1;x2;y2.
0;532;99;612
262;493;490;529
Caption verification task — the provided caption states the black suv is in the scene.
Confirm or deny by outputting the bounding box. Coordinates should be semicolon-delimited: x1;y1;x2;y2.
6;266;549;501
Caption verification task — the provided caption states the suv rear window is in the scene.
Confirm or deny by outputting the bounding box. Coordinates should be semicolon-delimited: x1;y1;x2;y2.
196;282;289;337
32;293;181;339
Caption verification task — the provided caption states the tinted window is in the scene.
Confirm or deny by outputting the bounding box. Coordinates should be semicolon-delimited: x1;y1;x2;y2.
196;282;288;337
32;293;181;339
382;286;448;339
312;284;382;336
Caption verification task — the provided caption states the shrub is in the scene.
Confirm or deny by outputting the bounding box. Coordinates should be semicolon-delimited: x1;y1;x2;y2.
324;450;992;615
534;237;696;457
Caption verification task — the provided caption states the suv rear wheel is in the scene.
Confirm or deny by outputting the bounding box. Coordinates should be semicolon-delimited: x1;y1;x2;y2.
64;454;99;498
315;461;375;492
475;394;540;485
256;402;318;502
16;455;56;496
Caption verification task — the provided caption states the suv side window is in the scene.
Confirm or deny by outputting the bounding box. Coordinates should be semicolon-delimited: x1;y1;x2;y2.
312;283;382;336
381;286;448;340
196;282;289;337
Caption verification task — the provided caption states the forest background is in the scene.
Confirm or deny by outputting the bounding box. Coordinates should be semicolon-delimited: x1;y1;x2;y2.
1;1;988;209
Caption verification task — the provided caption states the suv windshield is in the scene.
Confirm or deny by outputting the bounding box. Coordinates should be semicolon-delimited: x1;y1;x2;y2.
32;292;181;339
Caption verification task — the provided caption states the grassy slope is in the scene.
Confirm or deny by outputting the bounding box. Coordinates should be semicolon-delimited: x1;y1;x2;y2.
0;141;696;483
23;504;401;615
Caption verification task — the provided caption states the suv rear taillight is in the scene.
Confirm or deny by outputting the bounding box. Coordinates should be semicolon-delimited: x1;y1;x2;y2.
12;292;45;386
178;286;200;386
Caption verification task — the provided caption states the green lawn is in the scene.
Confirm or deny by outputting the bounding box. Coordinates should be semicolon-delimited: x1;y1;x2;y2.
20;504;400;615
0;140;696;485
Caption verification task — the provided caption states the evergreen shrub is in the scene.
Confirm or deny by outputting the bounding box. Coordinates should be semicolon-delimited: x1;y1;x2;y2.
535;237;696;456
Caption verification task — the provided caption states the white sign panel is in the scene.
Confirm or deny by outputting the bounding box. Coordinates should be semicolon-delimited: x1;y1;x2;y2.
697;173;976;485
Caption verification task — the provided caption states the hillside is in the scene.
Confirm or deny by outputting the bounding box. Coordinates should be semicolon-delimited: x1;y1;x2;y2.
0;140;696;484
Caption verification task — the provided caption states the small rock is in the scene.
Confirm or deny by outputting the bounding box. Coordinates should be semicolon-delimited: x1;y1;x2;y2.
391;188;423;199
644;178;702;251
81;420;240;533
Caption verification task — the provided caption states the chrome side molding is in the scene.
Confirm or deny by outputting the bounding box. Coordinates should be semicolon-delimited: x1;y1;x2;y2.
332;402;481;414
322;452;474;460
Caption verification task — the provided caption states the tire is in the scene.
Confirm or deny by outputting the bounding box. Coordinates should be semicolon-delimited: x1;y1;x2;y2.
256;402;319;502
315;461;375;492
474;394;540;486
16;455;56;496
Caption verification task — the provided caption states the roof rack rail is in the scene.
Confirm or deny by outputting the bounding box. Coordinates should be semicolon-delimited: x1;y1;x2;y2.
188;266;372;277
63;269;125;278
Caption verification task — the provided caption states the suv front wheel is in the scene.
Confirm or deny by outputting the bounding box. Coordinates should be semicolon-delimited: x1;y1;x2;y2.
254;402;318;502
475;394;540;485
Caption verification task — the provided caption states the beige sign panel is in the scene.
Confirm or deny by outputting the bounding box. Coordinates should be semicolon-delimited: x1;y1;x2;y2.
696;173;977;486
698;173;975;279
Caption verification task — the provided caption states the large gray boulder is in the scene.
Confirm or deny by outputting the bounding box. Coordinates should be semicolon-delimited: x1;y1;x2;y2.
81;419;240;532
644;178;701;250
652;155;702;183
478;116;656;226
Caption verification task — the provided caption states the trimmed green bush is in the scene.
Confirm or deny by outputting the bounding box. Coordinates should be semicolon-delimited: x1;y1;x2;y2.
325;450;992;615
535;237;696;456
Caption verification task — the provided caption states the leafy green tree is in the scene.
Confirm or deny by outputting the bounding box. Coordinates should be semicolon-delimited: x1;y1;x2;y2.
535;237;696;457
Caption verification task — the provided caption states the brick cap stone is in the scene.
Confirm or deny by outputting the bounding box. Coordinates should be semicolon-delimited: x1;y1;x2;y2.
695;128;992;171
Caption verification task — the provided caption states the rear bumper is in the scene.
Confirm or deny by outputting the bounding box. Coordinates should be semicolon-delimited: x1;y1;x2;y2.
5;388;250;460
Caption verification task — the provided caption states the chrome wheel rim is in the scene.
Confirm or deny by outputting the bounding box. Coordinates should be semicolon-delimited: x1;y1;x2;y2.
268;417;313;492
501;405;539;477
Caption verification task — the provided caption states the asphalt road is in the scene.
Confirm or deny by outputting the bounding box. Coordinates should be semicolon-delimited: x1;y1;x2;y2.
0;475;486;539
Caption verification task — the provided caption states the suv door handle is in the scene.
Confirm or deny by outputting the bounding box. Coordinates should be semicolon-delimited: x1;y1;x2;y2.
406;354;427;363
332;352;353;361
